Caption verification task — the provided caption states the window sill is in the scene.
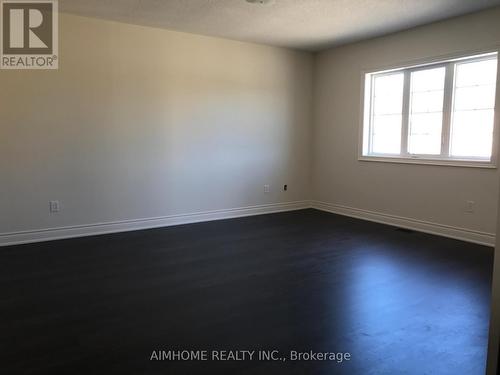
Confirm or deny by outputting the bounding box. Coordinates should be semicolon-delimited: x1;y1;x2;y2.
359;155;497;169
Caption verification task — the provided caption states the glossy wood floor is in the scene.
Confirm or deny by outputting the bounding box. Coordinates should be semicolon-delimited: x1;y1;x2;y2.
0;209;494;374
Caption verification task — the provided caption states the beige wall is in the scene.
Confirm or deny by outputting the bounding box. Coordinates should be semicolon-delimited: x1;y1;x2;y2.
2;9;500;240
0;13;313;234
312;8;500;235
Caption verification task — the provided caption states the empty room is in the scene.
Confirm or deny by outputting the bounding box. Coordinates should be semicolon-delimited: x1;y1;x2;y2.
2;0;500;374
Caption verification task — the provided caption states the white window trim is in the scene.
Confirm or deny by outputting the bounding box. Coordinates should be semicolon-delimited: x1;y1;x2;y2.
358;47;500;169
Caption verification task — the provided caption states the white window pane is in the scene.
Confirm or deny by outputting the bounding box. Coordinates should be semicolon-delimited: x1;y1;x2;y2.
374;93;404;115
370;72;403;154
373;73;404;115
454;85;496;111
408;67;445;155
411;90;444;113
455;58;498;87
450;56;497;159
372;114;402;154
373;73;404;97
408;113;443;155
450;109;494;158
411;67;446;92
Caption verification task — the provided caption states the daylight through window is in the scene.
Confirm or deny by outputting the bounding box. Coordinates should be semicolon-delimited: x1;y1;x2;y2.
362;52;498;166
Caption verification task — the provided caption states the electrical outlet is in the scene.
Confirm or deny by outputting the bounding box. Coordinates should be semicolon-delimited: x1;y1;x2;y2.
264;184;270;193
49;200;60;213
283;184;288;191
465;200;475;213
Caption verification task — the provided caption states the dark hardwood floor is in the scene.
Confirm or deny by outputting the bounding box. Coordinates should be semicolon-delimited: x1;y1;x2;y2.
0;209;494;374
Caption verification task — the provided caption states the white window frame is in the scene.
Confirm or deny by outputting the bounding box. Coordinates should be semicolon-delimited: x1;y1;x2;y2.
359;49;500;168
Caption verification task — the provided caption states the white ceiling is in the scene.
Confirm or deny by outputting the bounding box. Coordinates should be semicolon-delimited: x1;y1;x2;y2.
59;0;500;51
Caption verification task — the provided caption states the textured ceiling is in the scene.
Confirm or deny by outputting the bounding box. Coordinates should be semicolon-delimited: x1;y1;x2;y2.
59;0;500;51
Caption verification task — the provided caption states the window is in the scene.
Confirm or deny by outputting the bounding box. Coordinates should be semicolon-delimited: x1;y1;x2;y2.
361;52;499;166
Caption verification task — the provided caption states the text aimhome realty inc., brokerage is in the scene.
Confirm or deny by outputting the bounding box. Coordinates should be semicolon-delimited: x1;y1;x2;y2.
1;0;58;69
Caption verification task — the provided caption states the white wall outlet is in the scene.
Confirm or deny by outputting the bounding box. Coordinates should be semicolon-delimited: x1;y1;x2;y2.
49;200;60;213
465;200;475;213
264;184;270;193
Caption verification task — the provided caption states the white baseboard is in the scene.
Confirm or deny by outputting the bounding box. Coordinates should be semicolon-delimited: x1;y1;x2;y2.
311;200;495;247
0;201;310;247
2;200;494;247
